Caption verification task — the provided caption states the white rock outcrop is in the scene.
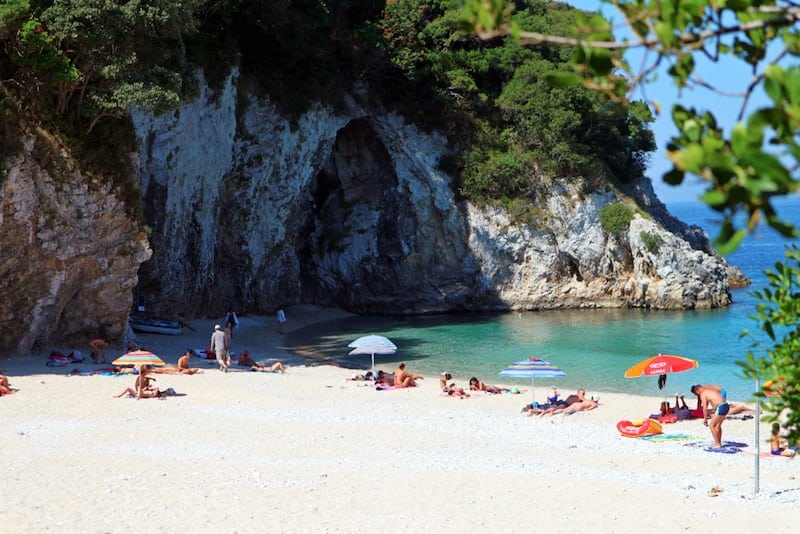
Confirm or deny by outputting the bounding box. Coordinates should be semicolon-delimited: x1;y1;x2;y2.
130;71;731;317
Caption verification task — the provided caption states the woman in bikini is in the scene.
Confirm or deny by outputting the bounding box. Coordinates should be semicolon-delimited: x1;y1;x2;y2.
468;377;509;394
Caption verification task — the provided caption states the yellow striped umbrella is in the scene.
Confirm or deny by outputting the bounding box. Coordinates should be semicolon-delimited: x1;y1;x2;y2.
112;350;166;367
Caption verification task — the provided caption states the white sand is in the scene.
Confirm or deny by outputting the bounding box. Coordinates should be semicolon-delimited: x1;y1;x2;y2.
1;307;798;532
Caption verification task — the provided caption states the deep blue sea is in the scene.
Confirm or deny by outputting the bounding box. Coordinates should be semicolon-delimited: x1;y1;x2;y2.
285;197;800;401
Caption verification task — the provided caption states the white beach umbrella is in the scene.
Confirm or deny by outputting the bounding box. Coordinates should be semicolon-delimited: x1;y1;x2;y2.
348;335;397;370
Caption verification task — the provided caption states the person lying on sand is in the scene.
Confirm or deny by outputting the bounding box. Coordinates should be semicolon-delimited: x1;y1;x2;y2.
348;371;375;381
374;370;394;386
446;383;470;398
250;361;286;373
394;363;423;388
469;377;510;394
529;389;596;416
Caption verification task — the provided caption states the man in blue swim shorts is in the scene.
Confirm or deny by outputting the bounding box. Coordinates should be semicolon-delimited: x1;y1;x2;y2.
691;384;729;449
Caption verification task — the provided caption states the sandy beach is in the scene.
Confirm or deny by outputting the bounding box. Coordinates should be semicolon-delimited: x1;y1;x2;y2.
1;306;798;532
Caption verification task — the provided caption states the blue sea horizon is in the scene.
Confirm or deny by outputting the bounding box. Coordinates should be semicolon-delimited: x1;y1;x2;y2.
285;197;800;403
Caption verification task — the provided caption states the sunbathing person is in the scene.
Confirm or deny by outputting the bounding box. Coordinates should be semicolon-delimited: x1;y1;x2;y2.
469;377;510;394
251;361;286;373
0;374;16;395
770;423;798;457
440;372;452;391
446;383;470;398
116;365;160;399
348;371;375;381
394;363;423;388
177;350;199;374
532;389;591;416
237;349;257;367
374;370;394;386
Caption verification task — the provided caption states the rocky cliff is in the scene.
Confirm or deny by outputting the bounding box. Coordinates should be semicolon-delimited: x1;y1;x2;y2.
0;132;151;356
130;71;731;319
0;70;735;355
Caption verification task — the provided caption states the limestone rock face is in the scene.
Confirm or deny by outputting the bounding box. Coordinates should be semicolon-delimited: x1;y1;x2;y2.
0;69;736;355
130;72;732;318
0;135;150;356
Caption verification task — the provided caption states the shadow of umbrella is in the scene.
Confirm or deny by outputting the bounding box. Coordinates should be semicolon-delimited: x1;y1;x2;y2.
347;335;397;370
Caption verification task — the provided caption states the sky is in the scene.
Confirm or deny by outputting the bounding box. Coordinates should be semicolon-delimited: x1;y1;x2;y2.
564;0;774;205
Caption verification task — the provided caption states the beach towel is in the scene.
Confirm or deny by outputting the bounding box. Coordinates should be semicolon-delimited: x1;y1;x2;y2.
375;385;416;391
641;433;701;442
683;440;748;453
704;446;742;454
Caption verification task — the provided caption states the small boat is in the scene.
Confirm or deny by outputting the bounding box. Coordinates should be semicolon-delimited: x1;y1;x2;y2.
129;316;182;336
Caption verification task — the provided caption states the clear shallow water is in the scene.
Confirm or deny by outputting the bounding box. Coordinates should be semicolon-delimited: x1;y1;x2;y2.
286;198;800;402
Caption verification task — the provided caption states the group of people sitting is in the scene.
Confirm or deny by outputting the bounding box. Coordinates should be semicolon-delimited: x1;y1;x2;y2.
346;363;424;389
659;387;754;421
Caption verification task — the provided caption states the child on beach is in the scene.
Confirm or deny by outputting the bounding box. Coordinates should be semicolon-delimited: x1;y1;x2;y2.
770;423;798;457
440;372;452;391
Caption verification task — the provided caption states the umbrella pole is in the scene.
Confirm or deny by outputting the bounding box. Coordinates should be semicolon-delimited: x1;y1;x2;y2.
754;378;760;495
371;352;375;371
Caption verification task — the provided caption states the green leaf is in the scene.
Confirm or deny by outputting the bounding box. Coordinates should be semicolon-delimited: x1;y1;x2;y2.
545;71;582;88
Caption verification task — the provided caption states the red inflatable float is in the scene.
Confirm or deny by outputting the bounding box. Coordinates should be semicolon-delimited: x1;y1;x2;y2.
616;418;663;438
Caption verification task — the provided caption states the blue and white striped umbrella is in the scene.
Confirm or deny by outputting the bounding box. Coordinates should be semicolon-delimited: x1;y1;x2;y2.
499;357;566;401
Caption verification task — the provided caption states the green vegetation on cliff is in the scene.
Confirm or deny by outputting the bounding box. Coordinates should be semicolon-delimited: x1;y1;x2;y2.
0;0;655;207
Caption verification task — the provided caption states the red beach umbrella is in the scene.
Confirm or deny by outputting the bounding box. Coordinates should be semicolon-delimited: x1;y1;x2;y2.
624;354;699;378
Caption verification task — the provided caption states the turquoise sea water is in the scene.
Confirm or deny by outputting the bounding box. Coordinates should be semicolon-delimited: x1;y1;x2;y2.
285;197;800;402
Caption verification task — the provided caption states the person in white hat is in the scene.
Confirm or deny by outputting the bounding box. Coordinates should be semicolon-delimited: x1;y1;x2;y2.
209;324;229;372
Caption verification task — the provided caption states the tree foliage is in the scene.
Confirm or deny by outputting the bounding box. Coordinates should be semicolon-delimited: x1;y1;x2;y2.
4;0;202;132
378;0;655;205
741;245;800;444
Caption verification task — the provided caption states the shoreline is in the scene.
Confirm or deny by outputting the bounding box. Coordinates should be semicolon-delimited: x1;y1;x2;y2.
1;305;798;530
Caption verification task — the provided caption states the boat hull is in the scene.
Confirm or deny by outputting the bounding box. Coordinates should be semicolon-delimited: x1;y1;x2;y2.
129;317;182;336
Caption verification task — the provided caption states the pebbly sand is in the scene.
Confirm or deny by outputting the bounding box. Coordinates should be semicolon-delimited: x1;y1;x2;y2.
1;306;798;532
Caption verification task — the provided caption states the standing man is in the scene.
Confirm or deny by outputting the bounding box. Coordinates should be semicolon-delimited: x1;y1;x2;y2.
210;324;229;373
89;338;110;364
691;384;729;448
225;308;239;336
